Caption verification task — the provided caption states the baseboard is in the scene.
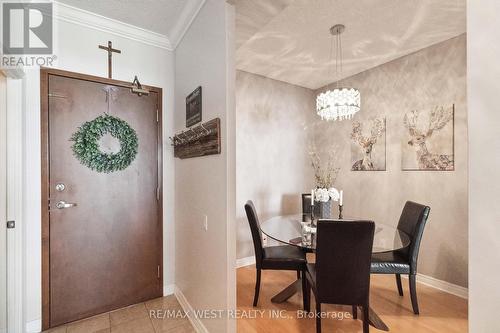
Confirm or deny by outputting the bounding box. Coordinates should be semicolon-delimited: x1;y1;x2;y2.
163;283;175;296
402;273;468;299
236;256;468;299
25;319;41;333
236;256;255;268
21;286;198;333
174;286;209;333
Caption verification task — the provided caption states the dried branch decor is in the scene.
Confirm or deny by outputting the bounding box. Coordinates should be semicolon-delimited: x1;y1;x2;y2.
305;122;342;219
305;120;341;188
71;114;138;173
309;151;340;188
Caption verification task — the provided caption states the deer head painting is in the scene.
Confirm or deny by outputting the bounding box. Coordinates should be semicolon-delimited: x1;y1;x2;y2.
351;117;386;171
402;105;454;171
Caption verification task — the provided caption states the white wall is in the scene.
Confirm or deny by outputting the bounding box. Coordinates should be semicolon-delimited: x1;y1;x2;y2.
174;1;236;332
21;8;176;332
0;74;7;333
468;0;500;331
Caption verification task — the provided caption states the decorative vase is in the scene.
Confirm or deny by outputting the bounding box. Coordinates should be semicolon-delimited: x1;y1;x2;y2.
316;200;332;219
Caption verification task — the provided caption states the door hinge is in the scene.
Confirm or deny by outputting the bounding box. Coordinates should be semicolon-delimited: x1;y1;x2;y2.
156;109;159;122
156;186;160;200
6;220;15;229
157;265;161;279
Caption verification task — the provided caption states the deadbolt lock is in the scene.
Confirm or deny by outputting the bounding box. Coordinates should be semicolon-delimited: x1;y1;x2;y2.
55;183;66;192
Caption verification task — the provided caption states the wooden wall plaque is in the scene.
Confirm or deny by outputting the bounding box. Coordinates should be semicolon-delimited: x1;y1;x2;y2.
186;86;202;127
173;118;221;159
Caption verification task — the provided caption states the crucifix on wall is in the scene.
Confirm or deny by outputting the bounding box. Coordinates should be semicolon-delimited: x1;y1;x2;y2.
98;41;121;78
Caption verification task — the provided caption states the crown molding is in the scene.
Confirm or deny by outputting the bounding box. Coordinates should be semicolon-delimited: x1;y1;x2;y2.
168;0;207;49
53;2;173;51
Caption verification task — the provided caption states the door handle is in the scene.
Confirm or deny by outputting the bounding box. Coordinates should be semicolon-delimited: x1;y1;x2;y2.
56;200;77;209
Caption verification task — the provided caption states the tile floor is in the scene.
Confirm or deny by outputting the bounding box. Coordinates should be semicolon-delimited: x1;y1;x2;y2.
43;295;195;333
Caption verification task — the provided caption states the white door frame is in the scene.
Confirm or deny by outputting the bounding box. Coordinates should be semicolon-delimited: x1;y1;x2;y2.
0;72;7;333
1;68;25;333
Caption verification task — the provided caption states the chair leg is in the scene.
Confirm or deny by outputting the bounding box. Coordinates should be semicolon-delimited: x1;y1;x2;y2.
297;270;301;279
362;306;369;333
316;301;322;333
409;274;419;315
352;305;357;319
307;278;312;313
396;274;404;296
301;270;310;312
253;268;261;307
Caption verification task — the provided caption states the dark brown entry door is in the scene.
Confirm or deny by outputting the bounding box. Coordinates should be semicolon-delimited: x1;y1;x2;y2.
46;72;162;327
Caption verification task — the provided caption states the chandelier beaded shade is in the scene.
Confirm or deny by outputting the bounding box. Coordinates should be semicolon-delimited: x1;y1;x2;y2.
316;24;360;121
317;88;360;121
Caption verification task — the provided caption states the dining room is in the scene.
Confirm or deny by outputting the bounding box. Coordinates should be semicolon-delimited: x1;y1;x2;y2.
235;0;468;332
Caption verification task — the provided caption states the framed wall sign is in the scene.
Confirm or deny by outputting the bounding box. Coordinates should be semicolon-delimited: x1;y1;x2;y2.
186;86;202;127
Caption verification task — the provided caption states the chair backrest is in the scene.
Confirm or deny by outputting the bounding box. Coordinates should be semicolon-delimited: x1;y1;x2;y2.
244;200;264;268
396;201;431;273
302;193;312;214
302;193;321;216
315;220;375;306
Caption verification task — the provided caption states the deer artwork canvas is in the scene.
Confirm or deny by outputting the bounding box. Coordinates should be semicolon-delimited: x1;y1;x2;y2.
402;105;454;171
351;117;386;171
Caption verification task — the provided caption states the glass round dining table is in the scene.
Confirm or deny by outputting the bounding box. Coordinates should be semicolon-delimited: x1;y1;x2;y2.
260;214;411;253
259;214;411;332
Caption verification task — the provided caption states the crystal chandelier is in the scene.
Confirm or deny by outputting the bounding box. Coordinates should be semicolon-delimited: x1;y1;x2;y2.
316;24;360;121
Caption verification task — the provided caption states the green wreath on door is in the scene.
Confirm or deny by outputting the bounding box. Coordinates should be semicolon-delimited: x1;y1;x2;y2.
70;114;138;173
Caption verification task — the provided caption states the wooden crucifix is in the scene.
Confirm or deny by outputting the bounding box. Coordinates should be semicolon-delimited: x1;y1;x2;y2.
98;41;121;78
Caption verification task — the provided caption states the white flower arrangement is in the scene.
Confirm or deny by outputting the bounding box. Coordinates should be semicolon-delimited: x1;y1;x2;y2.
314;187;340;203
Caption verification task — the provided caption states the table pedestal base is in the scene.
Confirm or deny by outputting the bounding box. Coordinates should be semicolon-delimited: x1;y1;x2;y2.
270;279;301;303
271;279;390;331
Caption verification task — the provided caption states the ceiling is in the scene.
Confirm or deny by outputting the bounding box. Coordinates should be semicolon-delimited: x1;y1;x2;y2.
235;0;466;90
57;0;202;45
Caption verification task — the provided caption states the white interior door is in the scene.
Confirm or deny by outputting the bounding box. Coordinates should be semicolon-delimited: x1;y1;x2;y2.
0;73;7;333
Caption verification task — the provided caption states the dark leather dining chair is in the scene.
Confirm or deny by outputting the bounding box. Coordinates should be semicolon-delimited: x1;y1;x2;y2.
305;220;375;333
370;201;430;315
244;200;307;308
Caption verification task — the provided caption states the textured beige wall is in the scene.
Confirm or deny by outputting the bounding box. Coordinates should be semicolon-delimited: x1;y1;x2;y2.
314;35;468;287
236;35;468;287
236;71;316;259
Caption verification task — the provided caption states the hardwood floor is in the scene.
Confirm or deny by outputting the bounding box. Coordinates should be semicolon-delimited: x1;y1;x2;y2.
237;265;467;333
